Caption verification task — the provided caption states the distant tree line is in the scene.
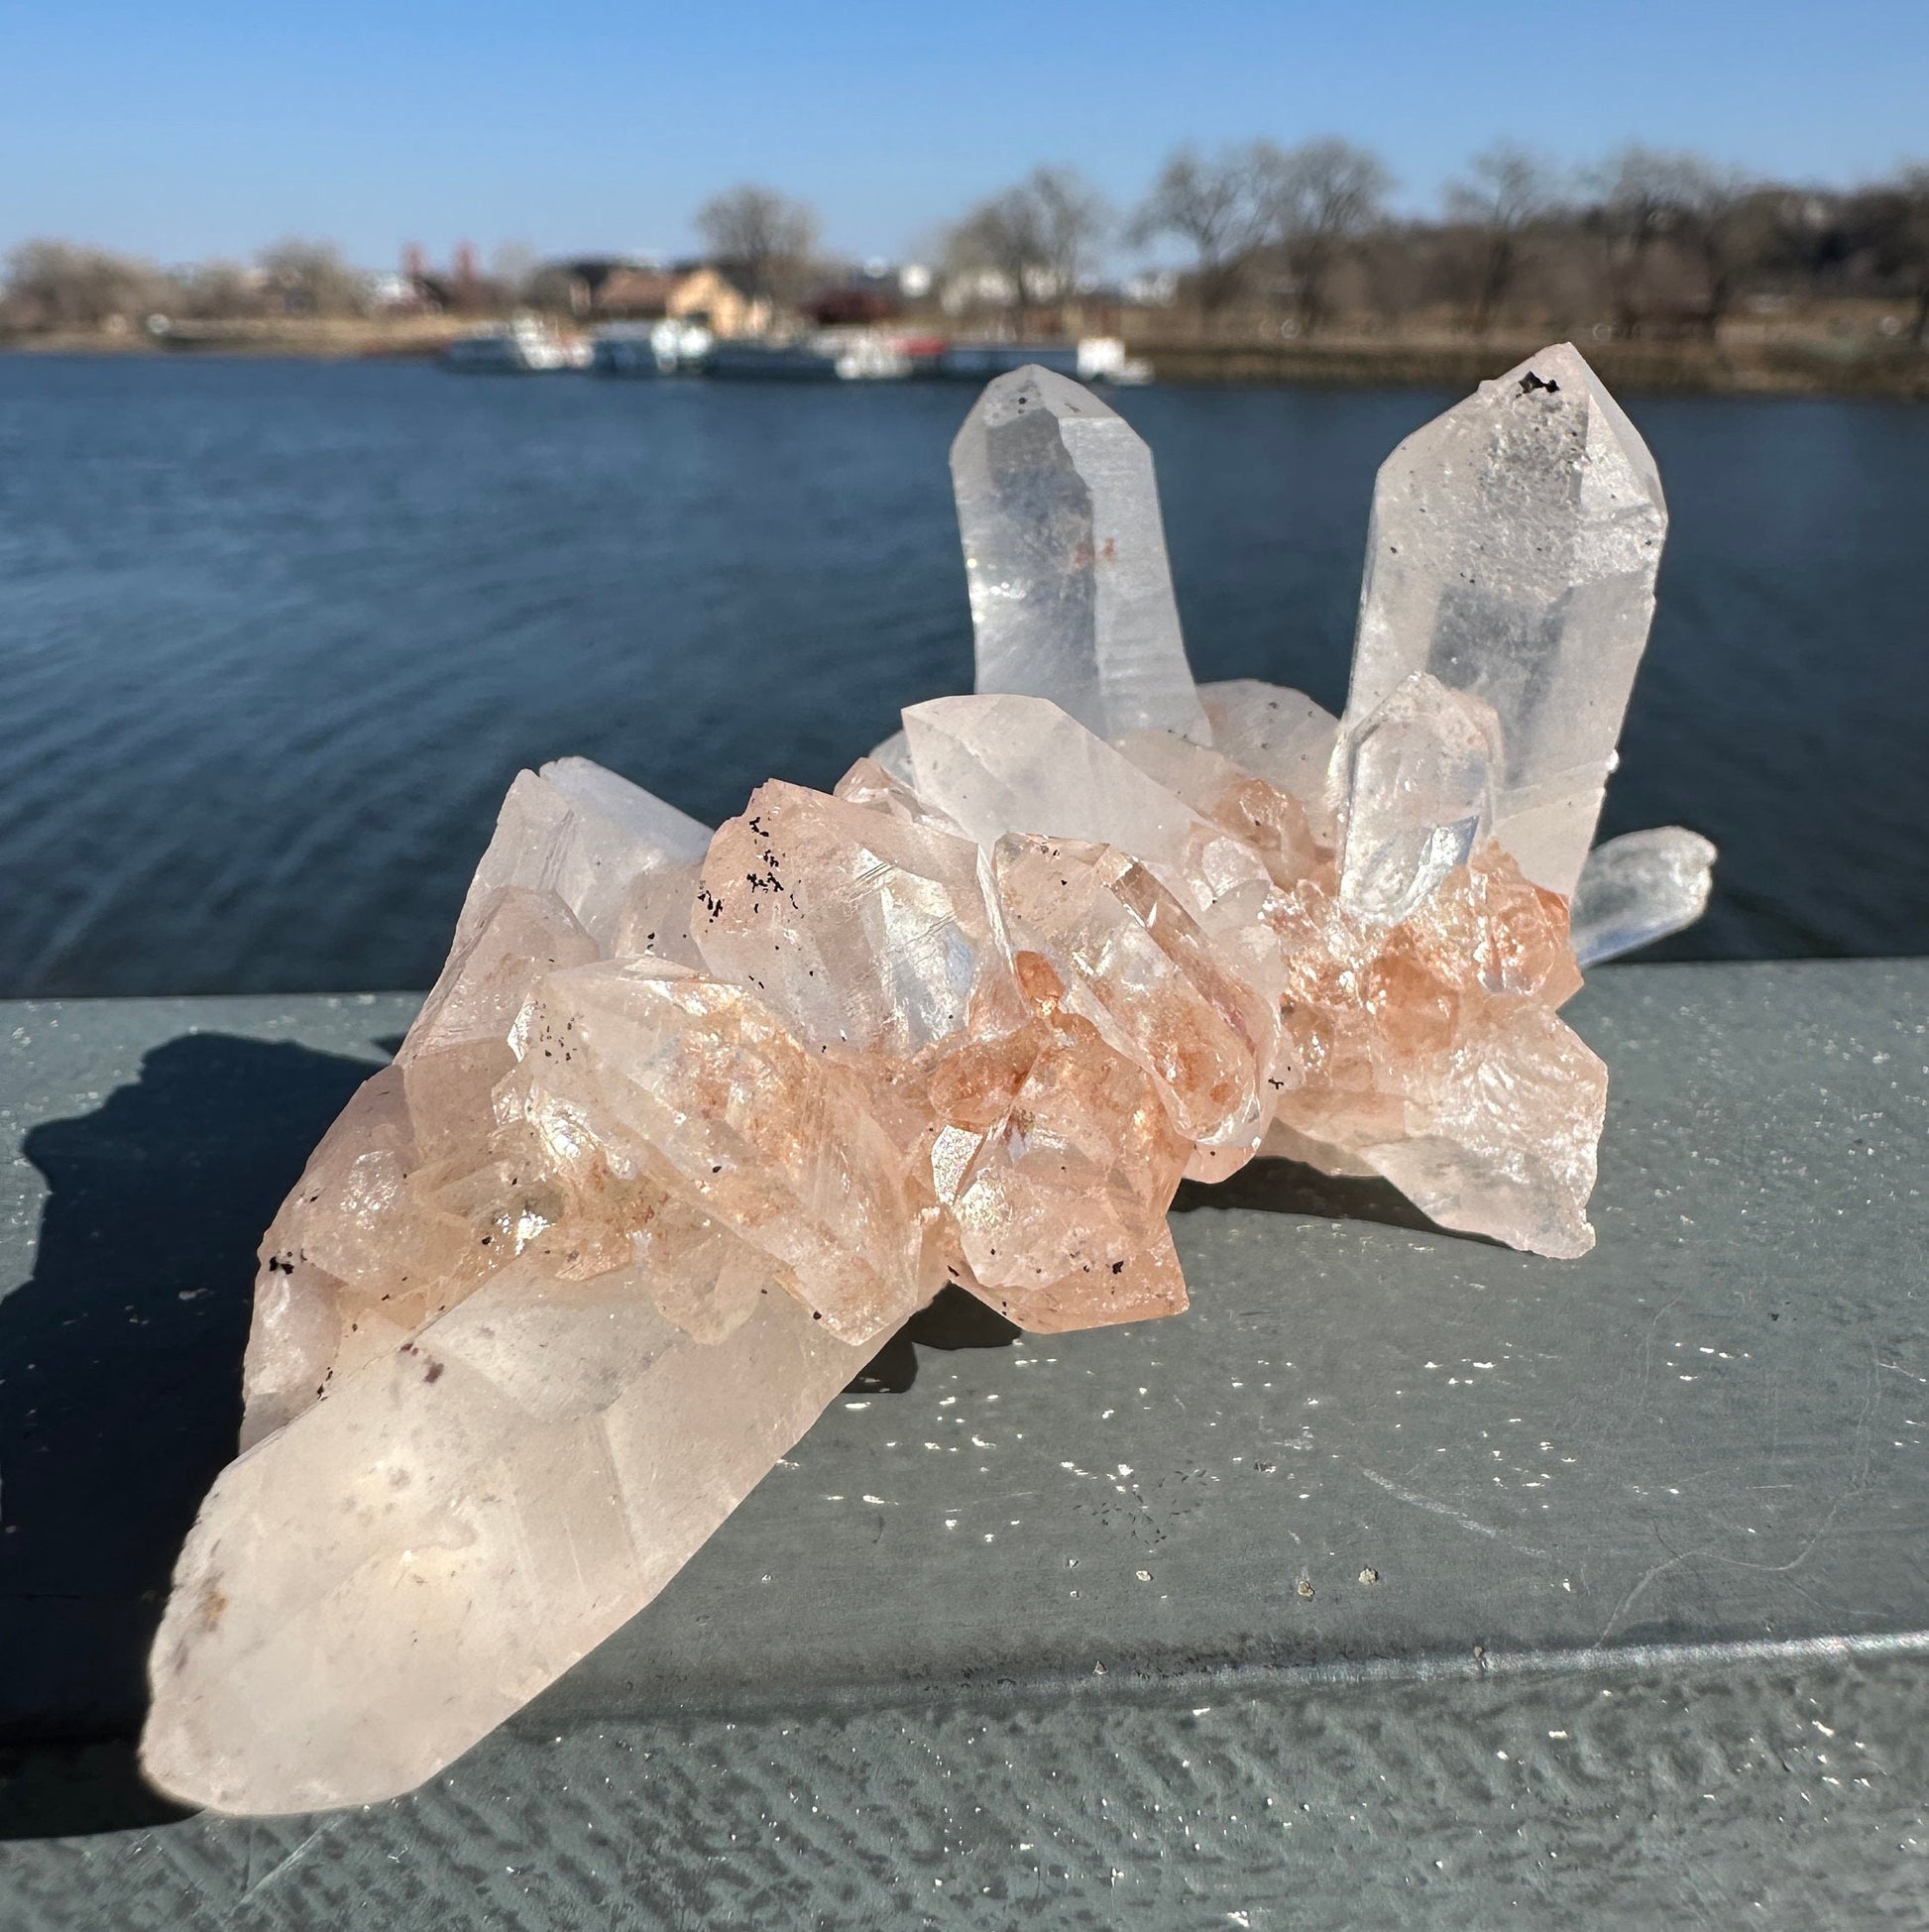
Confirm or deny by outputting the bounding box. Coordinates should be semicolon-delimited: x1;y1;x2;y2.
941;143;1929;346
5;144;1928;346
0;237;378;331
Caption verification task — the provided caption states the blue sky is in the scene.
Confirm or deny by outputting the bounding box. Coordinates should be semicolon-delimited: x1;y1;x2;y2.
3;0;1924;268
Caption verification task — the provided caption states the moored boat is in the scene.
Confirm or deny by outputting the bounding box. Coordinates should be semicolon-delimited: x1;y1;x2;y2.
705;338;843;381
706;329;912;382
934;338;1150;385
442;317;575;374
591;319;713;377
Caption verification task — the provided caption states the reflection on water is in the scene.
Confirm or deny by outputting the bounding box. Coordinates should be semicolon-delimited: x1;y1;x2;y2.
0;355;1923;995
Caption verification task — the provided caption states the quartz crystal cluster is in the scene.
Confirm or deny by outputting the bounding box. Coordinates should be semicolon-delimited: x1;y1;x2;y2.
144;345;1714;1814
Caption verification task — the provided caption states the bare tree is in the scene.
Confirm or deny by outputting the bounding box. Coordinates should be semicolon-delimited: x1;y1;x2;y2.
944;167;1110;330
170;260;264;321
2;240;162;330
1586;146;1705;335
1255;138;1393;332
1027;166;1111;297
944;189;1043;324
695;185;820;310
1674;165;1773;337
1853;164;1929;346
1130;144;1273;326
1442;144;1563;332
1583;148;1775;338
257;239;366;318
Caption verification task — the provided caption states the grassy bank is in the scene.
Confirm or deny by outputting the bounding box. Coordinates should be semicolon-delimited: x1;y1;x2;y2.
1131;331;1929;398
0;315;469;359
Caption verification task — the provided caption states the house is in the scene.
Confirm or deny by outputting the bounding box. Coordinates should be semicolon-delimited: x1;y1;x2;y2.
808;285;899;326
594;264;682;318
806;262;918;327
663;265;769;339
546;259;674;318
538;259;771;337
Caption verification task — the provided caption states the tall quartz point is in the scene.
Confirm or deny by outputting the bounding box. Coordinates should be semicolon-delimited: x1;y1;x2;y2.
1344;343;1667;898
952;365;1210;743
145;355;1716;1819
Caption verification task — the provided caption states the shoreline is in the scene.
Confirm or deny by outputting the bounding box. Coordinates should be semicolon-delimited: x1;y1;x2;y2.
4;322;1925;399
1137;334;1929;399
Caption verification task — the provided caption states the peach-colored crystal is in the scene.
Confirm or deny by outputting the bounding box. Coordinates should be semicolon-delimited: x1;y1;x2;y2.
993;832;1277;1164
147;349;1709;1819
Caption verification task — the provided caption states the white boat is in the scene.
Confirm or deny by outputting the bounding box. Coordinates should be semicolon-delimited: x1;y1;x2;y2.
933;337;1150;385
590;319;712;377
705;329;910;382
830;331;912;382
442;317;575;374
1076;335;1153;386
938;341;1079;382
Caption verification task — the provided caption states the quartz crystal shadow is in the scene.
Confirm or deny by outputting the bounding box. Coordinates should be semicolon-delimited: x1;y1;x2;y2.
142;347;1714;1814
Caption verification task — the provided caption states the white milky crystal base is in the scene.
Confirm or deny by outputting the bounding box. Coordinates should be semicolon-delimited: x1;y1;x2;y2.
146;1265;858;1813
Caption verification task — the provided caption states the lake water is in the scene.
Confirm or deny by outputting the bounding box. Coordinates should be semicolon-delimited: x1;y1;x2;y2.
1;354;1924;997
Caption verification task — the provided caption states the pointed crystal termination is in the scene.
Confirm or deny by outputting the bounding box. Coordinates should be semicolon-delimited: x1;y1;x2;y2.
1337;672;1504;929
952;365;1210;744
237;758;713;1452
463;755;711;952
240;892;609;1436
1343;343;1667;899
144;1262;861;1814
1570;827;1717;966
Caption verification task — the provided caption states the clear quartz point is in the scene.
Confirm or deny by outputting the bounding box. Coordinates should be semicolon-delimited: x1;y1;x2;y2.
464;756;710;952
1337;672;1504;929
952;365;1209;744
1344;343;1667;898
1570;827;1717;966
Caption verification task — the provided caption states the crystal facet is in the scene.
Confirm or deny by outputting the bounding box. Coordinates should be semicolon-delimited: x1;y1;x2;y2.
1345;343;1667;898
147;1265;855;1814
1570;826;1718;966
902;694;1271;923
952;365;1209;743
1336;672;1504;929
1197;679;1341;839
146;350;1715;1817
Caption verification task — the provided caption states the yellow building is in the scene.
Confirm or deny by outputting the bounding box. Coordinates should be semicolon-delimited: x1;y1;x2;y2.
664;267;771;339
548;260;772;338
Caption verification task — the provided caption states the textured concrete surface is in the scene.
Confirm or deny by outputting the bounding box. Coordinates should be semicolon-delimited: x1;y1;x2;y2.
1;963;1925;1925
